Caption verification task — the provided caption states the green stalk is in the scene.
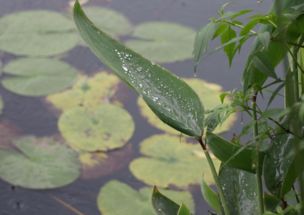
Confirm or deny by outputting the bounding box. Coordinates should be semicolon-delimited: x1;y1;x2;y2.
199;138;230;215
252;92;264;215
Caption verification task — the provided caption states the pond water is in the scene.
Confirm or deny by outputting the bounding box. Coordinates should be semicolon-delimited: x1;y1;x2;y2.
0;0;273;214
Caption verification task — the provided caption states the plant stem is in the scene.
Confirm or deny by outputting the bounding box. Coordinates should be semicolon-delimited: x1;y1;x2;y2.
252;92;264;215
198;138;230;215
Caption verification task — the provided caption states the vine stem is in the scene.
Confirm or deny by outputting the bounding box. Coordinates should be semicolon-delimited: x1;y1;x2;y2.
198;138;230;215
252;92;264;215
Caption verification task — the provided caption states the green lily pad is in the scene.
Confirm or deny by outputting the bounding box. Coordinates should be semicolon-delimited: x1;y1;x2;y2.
138;78;236;135
129;134;220;188
47;72;120;111
0;136;81;189
0;10;79;56
2;58;78;96
97;180;195;215
58;104;135;152
126;22;195;63
83;6;132;37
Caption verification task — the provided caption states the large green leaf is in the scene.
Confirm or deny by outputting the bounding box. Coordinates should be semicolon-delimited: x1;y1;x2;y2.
129;134;220;187
58;104;134;152
263;133;294;197
73;1;204;137
2;58;78;96
138;78;236;135
0;11;79;56
219;166;259;215
126;22;195;63
206;132;258;173
46;72;120;111
0;136;81;189
152;187;180;215
97;180;195;215
84;6;132;37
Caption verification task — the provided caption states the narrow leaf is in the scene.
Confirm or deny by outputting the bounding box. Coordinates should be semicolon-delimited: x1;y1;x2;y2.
177;204;191;215
152;186;180;215
221;25;237;65
252;52;277;79
201;178;221;214
73;1;204;137
206;132;258;173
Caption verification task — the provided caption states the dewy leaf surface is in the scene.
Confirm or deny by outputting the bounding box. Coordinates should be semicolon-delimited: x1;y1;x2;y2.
73;1;204;137
58;104;134;152
84;6;132;37
2;58;78;96
138;78;236;135
0;136;81;189
97;180;195;215
219;166;259;215
0;11;79;56
129;135;220;187
47;72;120;111
126;22;195;63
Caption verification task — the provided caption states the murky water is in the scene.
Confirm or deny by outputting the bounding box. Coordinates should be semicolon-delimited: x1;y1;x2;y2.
0;0;273;214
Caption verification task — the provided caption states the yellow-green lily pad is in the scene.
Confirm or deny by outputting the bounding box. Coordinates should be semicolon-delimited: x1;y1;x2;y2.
2;58;78;96
98;180;195;215
0;136;81;189
0;11;79;56
84;6;132;37
129;134;220;188
58;104;135;152
138;78;236;135
126;22;195;63
47;72;120;111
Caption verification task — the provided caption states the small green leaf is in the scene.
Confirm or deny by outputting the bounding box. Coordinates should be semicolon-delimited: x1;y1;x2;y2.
257;32;271;50
2;58;78;96
129;135;220;187
193;22;218;66
219;165;259;215
201;178;221;214
0;136;81;189
252;52;277;79
206;132;258;173
73;1;204;137
152;187;180;215
84;6;132;37
0;11;79;56
221;25;237;65
98;180;195;215
58;104;134;152
126;22;195;63
177;204;192;215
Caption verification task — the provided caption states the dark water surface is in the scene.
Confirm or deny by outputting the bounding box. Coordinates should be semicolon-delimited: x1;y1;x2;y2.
0;0;273;214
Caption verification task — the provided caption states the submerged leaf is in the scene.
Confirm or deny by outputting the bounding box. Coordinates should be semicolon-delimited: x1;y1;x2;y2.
84;6;132;37
47;72;120;111
2;58;78;96
74;2;204;137
126;22;195;63
0;11;79;56
219;166;259;215
129;134;220;187
58;104;134;152
97;180;195;215
0;136;81;189
138;78;236;135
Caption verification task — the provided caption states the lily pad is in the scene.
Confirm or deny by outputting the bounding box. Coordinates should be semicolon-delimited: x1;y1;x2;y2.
58;104;135;152
125;22;195;63
84;6;132;37
2;58;78;96
0;136;81;189
0;10;79;56
138;78;236;135
97;180;195;215
129;134;220;188
47;72;120;111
